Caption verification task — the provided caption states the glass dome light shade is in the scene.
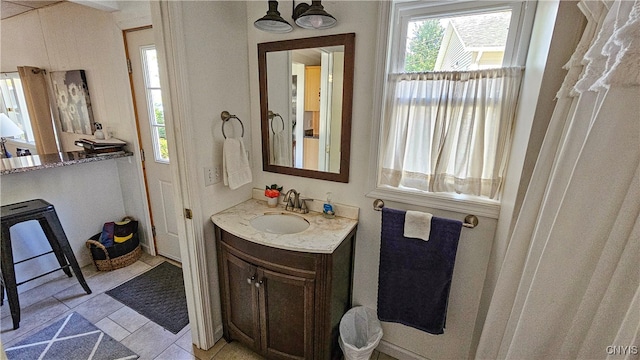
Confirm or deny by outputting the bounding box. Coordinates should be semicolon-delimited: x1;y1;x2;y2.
293;1;336;30
254;1;293;33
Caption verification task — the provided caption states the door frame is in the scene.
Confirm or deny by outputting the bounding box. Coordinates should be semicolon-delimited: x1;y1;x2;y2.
148;1;217;349
123;25;159;258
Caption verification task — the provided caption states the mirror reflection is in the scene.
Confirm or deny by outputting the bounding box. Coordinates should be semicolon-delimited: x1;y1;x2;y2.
266;46;344;173
0;72;35;145
1;67;64;156
259;33;355;183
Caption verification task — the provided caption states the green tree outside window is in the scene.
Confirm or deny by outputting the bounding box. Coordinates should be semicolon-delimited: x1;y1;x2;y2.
405;20;445;72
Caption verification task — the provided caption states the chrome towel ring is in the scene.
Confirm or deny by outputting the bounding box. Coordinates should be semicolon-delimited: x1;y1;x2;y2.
221;111;245;139
268;111;285;134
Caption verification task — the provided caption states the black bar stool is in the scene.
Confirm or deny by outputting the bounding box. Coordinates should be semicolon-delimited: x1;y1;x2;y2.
1;199;92;329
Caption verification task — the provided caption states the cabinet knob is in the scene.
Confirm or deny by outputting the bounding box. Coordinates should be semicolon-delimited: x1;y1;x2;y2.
255;280;264;288
247;276;256;285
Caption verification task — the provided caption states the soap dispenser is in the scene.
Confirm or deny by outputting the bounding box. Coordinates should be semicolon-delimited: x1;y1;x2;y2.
323;192;335;219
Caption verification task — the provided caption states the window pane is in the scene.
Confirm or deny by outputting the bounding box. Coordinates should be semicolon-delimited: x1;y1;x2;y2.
153;125;169;162
381;2;529;200
157;126;166;138
150;89;164;125
143;48;161;88
405;10;512;72
405;19;445;72
141;45;168;163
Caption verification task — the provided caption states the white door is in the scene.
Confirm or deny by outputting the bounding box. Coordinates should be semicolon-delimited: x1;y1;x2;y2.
126;28;181;262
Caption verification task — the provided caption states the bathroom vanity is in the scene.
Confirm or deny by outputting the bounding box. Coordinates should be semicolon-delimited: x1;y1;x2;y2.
211;198;358;359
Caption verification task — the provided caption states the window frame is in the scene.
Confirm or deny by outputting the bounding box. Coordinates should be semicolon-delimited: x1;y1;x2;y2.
140;45;169;164
368;0;536;218
391;1;529;73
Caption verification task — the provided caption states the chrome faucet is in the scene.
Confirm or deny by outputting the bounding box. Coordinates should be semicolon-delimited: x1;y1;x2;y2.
284;189;299;211
283;189;309;214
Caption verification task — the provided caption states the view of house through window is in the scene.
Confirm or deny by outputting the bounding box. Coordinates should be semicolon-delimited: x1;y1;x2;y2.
141;46;169;163
405;10;512;72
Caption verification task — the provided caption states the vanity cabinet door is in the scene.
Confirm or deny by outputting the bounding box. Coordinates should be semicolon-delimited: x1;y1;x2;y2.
216;226;356;360
258;268;315;360
221;251;261;349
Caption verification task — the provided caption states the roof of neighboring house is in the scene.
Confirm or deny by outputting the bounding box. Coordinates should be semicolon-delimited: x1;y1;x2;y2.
449;11;511;49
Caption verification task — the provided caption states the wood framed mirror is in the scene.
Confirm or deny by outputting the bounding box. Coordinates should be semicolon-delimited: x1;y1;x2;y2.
258;33;355;183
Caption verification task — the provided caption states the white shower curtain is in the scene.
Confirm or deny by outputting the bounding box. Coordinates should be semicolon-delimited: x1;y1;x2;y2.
476;0;640;358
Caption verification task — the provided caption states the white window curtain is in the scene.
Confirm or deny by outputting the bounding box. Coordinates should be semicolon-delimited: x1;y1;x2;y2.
476;0;640;358
379;67;523;199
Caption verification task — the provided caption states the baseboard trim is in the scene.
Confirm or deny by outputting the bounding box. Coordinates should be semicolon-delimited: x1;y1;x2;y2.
377;340;431;360
214;325;224;341
140;243;151;254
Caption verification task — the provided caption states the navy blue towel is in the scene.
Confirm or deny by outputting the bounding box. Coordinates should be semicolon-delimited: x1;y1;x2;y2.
377;207;462;334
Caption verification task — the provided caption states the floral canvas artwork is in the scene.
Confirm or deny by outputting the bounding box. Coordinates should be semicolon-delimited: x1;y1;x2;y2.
51;70;95;135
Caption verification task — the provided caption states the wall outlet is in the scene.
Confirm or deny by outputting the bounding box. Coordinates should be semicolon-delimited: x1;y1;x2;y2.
205;165;222;186
213;164;222;184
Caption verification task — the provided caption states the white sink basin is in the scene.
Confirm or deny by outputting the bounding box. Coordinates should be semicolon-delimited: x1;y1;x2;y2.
250;212;310;234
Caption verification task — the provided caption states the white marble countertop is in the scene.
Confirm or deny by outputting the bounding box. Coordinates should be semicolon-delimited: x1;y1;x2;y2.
211;199;358;254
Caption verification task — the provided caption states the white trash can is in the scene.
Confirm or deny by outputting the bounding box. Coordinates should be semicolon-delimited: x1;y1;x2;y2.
339;306;383;360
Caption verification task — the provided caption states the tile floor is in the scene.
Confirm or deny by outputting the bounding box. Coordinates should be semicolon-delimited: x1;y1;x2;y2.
1;253;395;360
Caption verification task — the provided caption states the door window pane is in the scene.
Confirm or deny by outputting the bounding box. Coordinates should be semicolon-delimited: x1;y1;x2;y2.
141;47;168;163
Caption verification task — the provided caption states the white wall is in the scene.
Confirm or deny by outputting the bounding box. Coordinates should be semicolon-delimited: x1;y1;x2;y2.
0;161;125;290
0;2;151;290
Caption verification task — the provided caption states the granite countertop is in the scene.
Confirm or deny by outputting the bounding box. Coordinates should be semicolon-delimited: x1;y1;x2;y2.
211;198;359;254
1;151;134;175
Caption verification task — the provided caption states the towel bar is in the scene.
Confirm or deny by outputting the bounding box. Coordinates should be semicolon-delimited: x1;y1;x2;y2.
372;199;478;229
221;111;245;138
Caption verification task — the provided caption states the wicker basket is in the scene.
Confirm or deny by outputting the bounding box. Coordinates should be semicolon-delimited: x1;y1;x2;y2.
86;231;142;271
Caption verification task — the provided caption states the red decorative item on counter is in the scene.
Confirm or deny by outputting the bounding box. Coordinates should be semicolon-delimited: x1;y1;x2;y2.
265;184;283;198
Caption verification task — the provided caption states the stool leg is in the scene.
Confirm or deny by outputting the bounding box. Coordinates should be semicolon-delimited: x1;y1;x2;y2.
43;211;92;295
38;218;72;277
1;226;21;329
1;272;5;305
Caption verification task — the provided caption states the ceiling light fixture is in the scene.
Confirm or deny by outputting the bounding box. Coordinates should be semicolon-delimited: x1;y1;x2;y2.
254;1;293;33
292;1;336;30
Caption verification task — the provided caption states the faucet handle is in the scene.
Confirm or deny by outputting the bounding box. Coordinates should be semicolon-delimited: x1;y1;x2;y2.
299;198;310;214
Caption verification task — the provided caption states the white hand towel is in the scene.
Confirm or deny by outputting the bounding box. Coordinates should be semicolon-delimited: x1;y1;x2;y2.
223;138;252;190
271;131;292;167
404;210;433;241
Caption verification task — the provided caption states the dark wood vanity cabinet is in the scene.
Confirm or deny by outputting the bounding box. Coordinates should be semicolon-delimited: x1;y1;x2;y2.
215;226;356;360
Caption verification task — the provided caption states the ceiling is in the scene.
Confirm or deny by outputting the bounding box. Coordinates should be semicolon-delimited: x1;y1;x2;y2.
1;0;63;20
